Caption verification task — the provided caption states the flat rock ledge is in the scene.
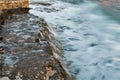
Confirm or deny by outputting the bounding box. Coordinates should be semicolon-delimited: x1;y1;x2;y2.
0;8;73;80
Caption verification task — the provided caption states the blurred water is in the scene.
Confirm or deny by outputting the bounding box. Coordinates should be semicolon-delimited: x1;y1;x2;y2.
30;0;120;80
61;0;84;4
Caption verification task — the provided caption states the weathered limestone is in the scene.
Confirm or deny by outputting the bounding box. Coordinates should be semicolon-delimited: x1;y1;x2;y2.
0;0;29;11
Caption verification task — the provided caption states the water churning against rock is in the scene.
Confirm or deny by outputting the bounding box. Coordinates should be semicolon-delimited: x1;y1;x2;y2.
30;0;120;80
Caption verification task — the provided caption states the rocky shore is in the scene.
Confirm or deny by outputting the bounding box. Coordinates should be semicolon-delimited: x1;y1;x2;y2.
0;8;72;80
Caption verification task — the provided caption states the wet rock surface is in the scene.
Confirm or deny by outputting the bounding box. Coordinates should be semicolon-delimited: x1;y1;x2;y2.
0;9;72;80
30;2;52;6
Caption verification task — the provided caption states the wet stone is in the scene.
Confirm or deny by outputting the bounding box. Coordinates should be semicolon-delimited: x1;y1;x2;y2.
0;8;72;80
31;2;52;6
0;46;4;54
3;56;19;65
0;37;3;41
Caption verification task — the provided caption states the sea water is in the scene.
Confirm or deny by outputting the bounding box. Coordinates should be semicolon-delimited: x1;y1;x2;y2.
30;0;120;80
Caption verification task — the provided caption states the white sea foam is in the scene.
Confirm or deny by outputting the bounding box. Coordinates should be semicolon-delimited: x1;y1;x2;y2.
30;0;120;80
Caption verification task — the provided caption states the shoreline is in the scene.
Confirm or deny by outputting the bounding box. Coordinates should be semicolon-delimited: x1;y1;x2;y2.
0;8;73;80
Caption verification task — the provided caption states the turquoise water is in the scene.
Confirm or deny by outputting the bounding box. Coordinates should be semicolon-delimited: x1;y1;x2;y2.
30;0;120;80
